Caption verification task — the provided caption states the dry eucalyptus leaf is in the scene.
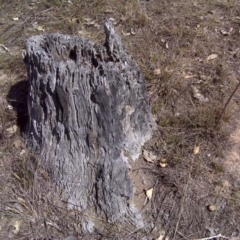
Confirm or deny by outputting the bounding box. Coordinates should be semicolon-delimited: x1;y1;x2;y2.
156;230;166;240
69;17;79;23
192;86;209;103
182;71;196;79
208;205;217;212
12;220;21;234
94;23;100;29
83;17;92;22
159;162;167;168
7;105;13;110
78;30;91;38
122;30;130;36
131;28;136;35
109;17;116;23
156;235;164;240
37;25;44;31
84;18;101;28
146;188;153;200
207;54;218;61
193;145;200;155
6;125;17;134
220;29;230;36
86;20;96;26
153;69;161;75
105;8;114;13
143;150;157;163
20;149;26;156
13;139;21;148
63;236;78;240
184;75;194;79
165;42;169;49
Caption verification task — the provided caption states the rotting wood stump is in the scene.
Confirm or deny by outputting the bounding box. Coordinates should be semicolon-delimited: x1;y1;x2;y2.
24;19;155;232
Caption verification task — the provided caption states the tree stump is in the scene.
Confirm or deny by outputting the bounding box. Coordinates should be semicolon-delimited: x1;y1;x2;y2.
24;19;155;232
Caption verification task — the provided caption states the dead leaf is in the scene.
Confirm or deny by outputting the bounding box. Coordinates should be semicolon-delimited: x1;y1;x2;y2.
207;205;217;212
146;188;153;200
159;162;168;168
221;28;233;36
13;139;21;149
193;145;200;155
109;17;116;24
78;30;91;38
83;17;92;22
12;220;21;234
12;17;19;21
184;75;194;79
86;21;96;26
220;29;230;36
83;17;100;28
143;150;157;163
122;30;130;37
192;86;209;103
36;25;44;31
207;54;218;61
130;28;136;35
69;17;80;23
20;149;26;156
105;8;114;13
165;42;169;49
120;15;128;22
182;71;196;79
94;23;100;29
153;69;161;75
6;125;17;134
0;44;11;55
159;159;167;167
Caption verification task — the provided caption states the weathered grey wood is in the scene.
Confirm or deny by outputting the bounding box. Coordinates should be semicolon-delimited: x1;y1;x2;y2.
24;19;155;232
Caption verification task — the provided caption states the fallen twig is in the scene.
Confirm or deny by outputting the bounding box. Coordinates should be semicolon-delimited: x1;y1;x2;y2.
0;44;11;55
194;233;229;240
215;79;240;129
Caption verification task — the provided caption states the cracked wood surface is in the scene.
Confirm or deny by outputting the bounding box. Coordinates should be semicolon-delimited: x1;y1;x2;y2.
24;19;155;232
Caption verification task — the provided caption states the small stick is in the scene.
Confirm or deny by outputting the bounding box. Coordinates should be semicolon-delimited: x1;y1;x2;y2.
0;44;11;55
194;233;229;240
214;80;240;129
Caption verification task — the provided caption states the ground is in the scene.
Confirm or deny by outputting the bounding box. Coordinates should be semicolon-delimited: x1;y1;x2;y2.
0;0;240;239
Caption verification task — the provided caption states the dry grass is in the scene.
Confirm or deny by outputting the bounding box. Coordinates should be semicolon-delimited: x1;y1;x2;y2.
0;0;240;239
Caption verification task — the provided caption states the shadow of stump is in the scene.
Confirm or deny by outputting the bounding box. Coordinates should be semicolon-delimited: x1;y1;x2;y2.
7;80;29;132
